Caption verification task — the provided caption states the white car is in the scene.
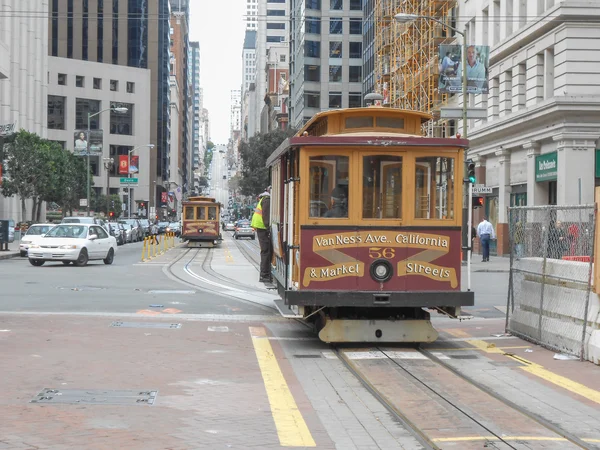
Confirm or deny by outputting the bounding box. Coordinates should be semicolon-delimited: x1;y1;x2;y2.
27;224;117;267
19;223;56;257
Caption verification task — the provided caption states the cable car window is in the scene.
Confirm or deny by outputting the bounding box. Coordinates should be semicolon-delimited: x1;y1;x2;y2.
362;155;402;219
309;155;349;218
196;206;206;220
345;116;373;129
185;207;194;220
415;157;455;220
208;207;217;220
376;117;405;129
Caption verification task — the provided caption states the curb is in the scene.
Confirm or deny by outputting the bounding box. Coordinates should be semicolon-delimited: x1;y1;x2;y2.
0;252;20;260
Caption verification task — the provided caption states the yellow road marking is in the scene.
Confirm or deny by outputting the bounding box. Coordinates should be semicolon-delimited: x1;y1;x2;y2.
444;328;471;338
249;327;316;447
223;242;234;263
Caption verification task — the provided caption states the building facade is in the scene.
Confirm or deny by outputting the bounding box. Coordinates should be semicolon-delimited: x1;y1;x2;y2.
246;0;258;30
49;0;172;213
289;0;364;129
241;30;257;139
189;41;201;177
450;0;600;255
47;57;152;215
0;0;49;222
362;0;375;99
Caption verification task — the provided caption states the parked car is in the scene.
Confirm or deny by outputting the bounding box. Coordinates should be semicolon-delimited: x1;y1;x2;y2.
118;219;142;242
158;221;170;234
106;222;125;245
27;224;117;267
19;223;55;256
62;216;108;232
224;222;235;232
166;222;181;237
234;220;255;240
138;219;151;238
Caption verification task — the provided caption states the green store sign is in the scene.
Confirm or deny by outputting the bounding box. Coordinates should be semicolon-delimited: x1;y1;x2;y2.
535;152;557;182
595;149;600;178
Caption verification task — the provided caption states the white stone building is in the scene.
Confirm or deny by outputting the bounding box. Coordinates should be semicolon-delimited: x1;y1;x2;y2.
46;57;152;216
0;0;49;222
445;0;600;255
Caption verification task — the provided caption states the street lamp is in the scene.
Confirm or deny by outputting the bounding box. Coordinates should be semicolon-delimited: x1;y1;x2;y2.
127;144;155;219
86;106;128;216
102;157;114;218
394;12;472;278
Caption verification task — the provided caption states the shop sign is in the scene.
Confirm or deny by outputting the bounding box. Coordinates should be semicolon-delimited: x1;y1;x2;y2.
535;152;557;182
595;149;600;178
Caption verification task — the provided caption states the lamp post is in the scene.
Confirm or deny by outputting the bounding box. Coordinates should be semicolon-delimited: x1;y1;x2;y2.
86;106;128;216
102;157;114;218
395;13;472;282
127;144;155;219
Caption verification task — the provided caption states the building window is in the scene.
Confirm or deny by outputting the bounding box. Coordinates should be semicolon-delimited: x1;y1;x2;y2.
266;9;285;16
349;0;361;9
329;66;342;82
67;0;73;58
305;17;321;34
306;0;321;10
110;102;133;135
330;41;342;58
51;0;58;56
415;156;455;219
93;78;102;89
267;36;283;43
349;41;362;59
349;18;362;34
58;73;67;85
280;54;286;62
127;82;135;93
112;0;118;64
304;92;320;108
304;65;320;82
329;93;342;108
309;155;349;218
110;80;118;91
97;0;103;61
362;156;403;219
304;41;321;58
75;98;101;129
349;66;362;82
330;18;343;34
76;76;84;87
47;95;66;130
330;0;342;9
349;93;362;108
267;22;285;29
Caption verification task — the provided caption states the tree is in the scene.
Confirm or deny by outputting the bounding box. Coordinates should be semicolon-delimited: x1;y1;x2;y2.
238;128;295;197
206;141;215;151
197;176;209;188
59;153;89;217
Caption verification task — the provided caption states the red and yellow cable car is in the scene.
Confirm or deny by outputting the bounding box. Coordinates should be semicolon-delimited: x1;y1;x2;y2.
181;196;222;247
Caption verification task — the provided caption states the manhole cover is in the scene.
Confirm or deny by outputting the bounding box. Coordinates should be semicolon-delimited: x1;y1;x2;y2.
448;354;479;359
30;389;157;405
294;355;322;359
110;322;181;329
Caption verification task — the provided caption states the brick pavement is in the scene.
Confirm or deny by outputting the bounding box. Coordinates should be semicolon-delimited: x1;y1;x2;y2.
0;314;336;449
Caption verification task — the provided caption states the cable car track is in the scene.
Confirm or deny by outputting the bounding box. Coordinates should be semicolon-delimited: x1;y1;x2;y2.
334;345;593;450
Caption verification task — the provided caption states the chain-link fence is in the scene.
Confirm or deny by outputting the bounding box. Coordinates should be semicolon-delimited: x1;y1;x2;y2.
506;205;596;360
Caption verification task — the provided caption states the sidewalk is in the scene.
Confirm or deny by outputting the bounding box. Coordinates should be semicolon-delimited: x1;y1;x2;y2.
465;254;510;273
0;240;21;260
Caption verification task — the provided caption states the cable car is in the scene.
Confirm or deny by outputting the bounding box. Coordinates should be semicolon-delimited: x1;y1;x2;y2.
181;196;222;247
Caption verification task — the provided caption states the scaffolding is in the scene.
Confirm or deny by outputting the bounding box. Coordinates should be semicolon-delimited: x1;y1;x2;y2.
375;0;458;130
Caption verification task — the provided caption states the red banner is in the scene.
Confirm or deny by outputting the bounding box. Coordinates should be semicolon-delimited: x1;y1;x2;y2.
161;192;168;203
118;155;129;174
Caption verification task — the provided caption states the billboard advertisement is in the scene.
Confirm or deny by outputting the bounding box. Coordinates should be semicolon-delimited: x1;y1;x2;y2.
439;44;489;95
73;130;103;155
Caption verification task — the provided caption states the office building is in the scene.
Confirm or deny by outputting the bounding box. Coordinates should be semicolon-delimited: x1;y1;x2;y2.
189;41;201;175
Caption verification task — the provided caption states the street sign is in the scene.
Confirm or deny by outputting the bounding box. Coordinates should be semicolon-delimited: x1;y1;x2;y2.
122;203;126;211
120;177;138;185
440;108;488;119
472;185;492;194
79;198;88;207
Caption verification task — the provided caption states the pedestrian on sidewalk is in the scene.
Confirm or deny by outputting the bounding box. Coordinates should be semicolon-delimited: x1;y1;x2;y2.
251;186;272;282
151;221;159;245
477;217;495;262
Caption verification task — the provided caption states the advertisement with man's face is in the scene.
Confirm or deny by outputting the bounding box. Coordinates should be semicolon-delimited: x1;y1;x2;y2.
438;44;489;95
73;130;103;155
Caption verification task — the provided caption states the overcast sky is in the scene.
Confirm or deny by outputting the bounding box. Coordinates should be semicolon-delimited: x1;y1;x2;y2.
189;0;246;145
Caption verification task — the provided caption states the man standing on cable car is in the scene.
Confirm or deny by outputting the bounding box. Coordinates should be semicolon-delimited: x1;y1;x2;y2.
251;186;272;282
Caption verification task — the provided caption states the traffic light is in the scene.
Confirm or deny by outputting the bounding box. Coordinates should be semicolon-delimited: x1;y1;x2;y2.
472;196;484;208
109;211;115;218
467;161;476;184
140;202;145;208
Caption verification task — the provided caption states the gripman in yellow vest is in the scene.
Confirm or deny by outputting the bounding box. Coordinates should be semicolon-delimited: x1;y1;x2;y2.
251;186;272;282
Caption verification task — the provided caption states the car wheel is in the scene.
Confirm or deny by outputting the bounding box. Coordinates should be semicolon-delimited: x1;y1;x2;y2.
62;261;71;265
20;251;26;257
251;236;255;240
103;248;114;265
74;249;89;267
29;259;44;266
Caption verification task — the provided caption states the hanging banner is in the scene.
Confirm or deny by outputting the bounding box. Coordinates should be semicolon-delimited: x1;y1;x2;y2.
438;44;490;94
0;122;16;136
161;192;168;204
118;155;129;174
73;130;103;155
130;155;139;174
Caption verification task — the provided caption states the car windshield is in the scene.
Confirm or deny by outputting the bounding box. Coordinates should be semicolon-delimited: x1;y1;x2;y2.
26;225;53;236
45;224;89;239
119;220;137;226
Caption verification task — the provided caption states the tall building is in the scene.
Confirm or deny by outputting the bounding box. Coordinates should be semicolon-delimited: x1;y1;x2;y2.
189;41;201;177
255;0;288;134
49;0;172;214
242;30;257;97
289;0;364;129
245;0;258;30
169;0;191;204
362;0;375;99
0;0;49;221
230;90;241;137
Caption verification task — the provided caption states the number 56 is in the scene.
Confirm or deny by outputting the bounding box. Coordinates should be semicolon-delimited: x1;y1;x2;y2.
368;247;395;259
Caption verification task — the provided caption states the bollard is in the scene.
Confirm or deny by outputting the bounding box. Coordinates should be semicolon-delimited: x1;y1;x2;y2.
141;238;147;262
162;234;166;253
147;237;152;260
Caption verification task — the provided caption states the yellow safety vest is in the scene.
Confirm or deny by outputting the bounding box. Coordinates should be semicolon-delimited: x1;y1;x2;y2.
251;196;267;230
